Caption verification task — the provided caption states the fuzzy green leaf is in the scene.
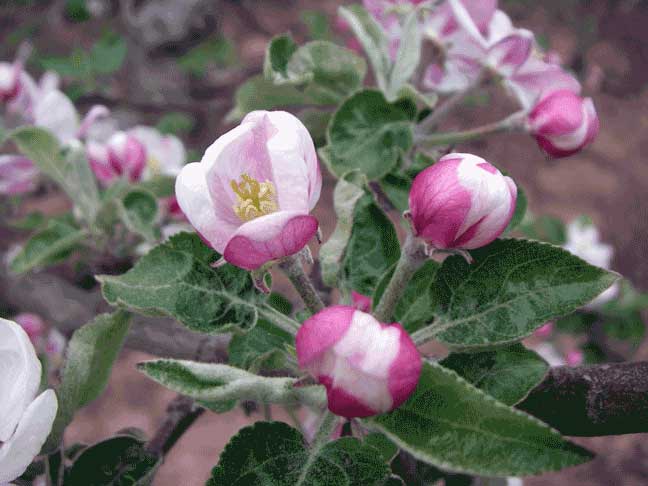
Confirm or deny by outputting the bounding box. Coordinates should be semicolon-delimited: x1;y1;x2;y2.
208;421;391;486
440;344;549;405
370;361;593;476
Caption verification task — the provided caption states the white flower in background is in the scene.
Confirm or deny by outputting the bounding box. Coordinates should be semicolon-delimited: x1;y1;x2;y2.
533;342;565;367
563;218;618;307
129;126;186;178
0;318;58;484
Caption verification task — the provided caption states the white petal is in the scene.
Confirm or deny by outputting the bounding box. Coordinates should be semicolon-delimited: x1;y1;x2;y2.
130;126;186;177
0;318;41;442
33;90;79;144
0;390;58;484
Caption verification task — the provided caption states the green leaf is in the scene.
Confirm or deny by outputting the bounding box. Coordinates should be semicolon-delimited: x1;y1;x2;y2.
298;108;331;147
265;38;367;104
98;232;298;333
440;344;549;405
373;261;440;333
66;435;158;486
89;31;127;74
341;193;400;296
228;318;293;372
9;220;87;274
226;75;316;122
364;433;399;463
45;311;131;452
325;90;415;180
156;112;195;136
320;171;367;288
301;10;333;41
338;5;391;91
370;361;593;477
395;84;438;110
421;238;619;349
518;214;566;245
138;360;323;408
178;37;235;75
208;421;391;486
554;312;596;334
118;188;160;242
387;8;422;100
9;127;100;225
135;175;177;198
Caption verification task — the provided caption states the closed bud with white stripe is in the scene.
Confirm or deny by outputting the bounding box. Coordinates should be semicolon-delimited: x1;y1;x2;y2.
296;306;421;418
527;89;599;158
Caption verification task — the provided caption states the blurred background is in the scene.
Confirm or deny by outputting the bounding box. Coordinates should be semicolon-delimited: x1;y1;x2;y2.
1;0;647;484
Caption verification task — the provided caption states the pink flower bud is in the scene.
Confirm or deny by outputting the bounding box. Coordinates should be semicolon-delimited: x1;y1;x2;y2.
0;62;21;103
351;291;372;313
408;153;517;250
176;111;322;270
527;90;599;158
0;155;38;196
533;322;554;339
296;306;421;418
87;131;147;185
565;349;584;367
13;313;45;345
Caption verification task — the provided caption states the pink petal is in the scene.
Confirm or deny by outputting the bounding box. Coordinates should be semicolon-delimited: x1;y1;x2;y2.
296;305;356;367
223;211;318;270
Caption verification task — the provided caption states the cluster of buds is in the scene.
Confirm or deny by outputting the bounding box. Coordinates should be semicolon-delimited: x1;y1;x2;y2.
0;318;58;484
365;0;599;157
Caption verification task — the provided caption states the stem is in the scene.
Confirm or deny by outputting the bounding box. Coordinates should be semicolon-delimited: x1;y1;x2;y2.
145;395;204;456
279;255;325;314
411;322;440;346
259;303;300;335
415;111;526;148
296;410;338;486
373;233;428;323
416;71;486;134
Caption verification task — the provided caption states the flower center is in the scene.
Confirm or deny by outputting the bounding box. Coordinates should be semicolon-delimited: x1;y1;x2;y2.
147;156;160;175
230;173;278;222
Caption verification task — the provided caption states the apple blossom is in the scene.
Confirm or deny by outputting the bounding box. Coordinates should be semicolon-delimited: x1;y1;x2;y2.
533;322;554;339
0;61;21;103
563;218;617;307
296;306;421;418
130;125;186;179
175;110;322;270
526;89;599;158
87;131;147;185
13;313;45;346
408;153;517;250
0;155;38;196
0;318;58;484
566;349;584;367
351;291;372;312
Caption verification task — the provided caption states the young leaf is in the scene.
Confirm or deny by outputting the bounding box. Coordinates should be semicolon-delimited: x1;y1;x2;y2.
98;232;298;333
324;90;415;180
9;220;87;274
320;171;366;288
226;75;315;122
421;238;619;349
138;360;324;408
503;186;527;235
9;127;100;225
208;421;391;486
117;188;160;242
66;435;158;486
369;361;593;477
44;311;131;452
265;39;367;104
338;5;391;91
373;261;440;333
440;344;549;405
387;8;422;100
341;193;400;296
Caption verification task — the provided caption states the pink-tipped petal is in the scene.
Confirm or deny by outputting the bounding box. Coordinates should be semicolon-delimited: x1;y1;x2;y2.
223;211;318;270
296;305;356;367
488;31;533;77
351;291;373;312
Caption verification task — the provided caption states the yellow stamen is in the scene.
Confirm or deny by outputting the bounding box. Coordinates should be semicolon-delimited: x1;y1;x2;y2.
230;173;278;222
147;156;161;175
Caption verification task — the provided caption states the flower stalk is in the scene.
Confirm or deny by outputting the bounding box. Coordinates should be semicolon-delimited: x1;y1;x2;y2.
373;232;428;323
278;254;325;315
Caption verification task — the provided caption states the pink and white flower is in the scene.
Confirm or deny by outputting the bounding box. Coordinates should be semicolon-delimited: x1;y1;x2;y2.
408;153;517;250
87;131;147;185
296;306;421;418
13;313;46;346
526;89;599;158
0;318;58;484
175;110;322;270
129;126;186;179
0;155;39;196
351;291;373;313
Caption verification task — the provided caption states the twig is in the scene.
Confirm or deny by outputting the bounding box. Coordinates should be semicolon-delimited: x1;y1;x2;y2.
278;255;325;314
145;394;204;456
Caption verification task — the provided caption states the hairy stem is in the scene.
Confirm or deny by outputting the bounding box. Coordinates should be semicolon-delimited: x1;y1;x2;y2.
415;111;526;148
279;255;325;314
416;71;486;134
373;233;428;323
296;410;338;485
